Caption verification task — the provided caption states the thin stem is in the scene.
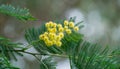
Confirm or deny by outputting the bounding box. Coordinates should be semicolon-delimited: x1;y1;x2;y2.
49;53;68;58
21;51;68;58
22;44;33;50
0;49;68;58
21;51;49;69
0;49;117;58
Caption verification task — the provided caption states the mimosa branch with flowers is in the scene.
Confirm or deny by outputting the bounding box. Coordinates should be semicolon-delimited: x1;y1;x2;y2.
39;20;79;47
0;4;119;69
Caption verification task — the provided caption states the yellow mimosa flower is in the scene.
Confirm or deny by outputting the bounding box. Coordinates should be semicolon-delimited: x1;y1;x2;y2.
58;27;64;32
45;40;53;46
66;29;72;34
44;32;48;36
64;20;69;26
48;33;52;37
56;35;61;40
48;28;53;33
74;26;79;31
43;36;49;41
53;23;57;28
69;22;74;28
52;28;57;33
49;21;53;27
58;32;64;38
45;22;50;28
64;26;68;30
49;33;56;40
57;24;62;28
56;41;62;47
39;34;46;40
52;40;56;44
39;34;43;40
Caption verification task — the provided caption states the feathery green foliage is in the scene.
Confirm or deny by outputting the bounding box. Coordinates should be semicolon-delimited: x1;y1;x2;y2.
0;36;23;60
0;55;19;69
69;41;120;69
40;57;56;69
0;4;37;21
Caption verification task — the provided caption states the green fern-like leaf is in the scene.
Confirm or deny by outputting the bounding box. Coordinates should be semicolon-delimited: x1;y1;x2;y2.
0;55;19;69
0;36;23;60
69;41;120;69
40;57;56;69
0;4;37;21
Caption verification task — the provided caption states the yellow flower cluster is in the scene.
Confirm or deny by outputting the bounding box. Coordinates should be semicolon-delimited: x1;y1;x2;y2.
39;20;79;47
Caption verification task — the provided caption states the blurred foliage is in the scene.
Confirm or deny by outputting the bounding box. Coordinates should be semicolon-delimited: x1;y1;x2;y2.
40;57;56;69
0;55;19;69
0;4;36;21
0;36;24;60
69;41;120;69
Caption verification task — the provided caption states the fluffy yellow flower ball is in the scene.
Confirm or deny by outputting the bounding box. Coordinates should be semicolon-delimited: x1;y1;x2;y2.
69;22;74;28
58;32;64;38
74;26;79;31
58;27;64;32
52;28;57;33
66;29;72;34
56;41;62;47
44;32;48;36
52;40;56;44
43;36;49;41
64;26;68;30
64;20;69;26
49;21;54;27
45;40;53;46
45;22;50;28
57;24;62;28
53;23;57;28
56;35;62;41
39;34;45;40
